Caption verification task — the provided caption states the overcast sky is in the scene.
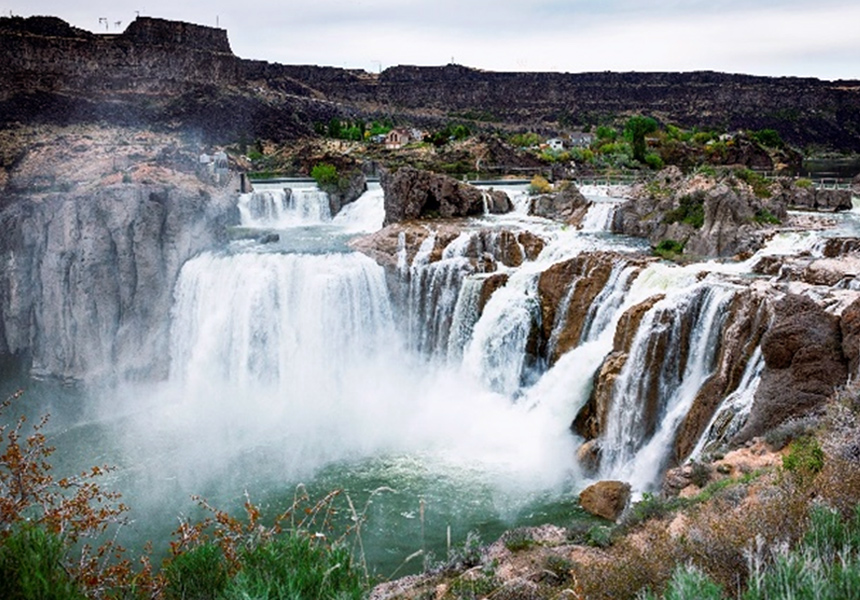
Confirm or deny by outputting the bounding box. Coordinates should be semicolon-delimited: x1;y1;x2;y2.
3;0;858;80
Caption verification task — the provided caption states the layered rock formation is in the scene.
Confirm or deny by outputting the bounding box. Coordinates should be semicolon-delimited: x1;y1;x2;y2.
3;16;860;151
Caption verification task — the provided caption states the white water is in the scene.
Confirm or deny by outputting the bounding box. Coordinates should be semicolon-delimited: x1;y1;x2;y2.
332;183;386;233
579;199;621;233
238;182;332;227
690;347;765;460
599;284;736;489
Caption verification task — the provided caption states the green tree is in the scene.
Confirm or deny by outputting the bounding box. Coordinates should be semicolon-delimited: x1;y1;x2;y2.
624;115;659;163
311;163;339;188
327;117;342;139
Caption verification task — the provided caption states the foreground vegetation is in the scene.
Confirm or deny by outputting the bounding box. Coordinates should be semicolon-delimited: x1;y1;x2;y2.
0;391;368;599
3;380;860;599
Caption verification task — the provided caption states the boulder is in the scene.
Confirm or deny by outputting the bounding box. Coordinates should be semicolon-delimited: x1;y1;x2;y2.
485;189;514;214
381;167;510;224
528;184;589;224
579;481;631;521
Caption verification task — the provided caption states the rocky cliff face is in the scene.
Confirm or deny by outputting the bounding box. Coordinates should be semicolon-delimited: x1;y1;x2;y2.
0;182;236;382
2;16;859;151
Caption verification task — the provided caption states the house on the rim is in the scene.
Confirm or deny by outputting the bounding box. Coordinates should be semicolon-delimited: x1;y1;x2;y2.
385;128;416;150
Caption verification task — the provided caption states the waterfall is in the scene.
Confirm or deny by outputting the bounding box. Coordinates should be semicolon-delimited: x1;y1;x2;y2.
446;276;484;362
580;264;640;343
690;347;765;460
404;232;475;356
169;251;396;398
331;185;385;233
462;272;541;396
237;185;331;228
579;201;620;233
598;284;735;489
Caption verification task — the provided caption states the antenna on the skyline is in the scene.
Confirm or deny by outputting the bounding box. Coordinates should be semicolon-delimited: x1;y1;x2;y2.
98;17;108;31
216;15;219;27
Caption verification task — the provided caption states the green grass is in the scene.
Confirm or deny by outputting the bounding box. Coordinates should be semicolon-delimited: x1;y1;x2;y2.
0;526;86;600
643;503;860;600
163;535;364;600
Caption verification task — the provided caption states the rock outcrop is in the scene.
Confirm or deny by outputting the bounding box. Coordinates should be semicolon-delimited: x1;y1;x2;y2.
325;170;367;216
529;185;589;225
734;294;850;443
778;182;853;211
537;252;650;364
615;168;788;258
380;167;510;224
579;481;631;521
0;183;236;382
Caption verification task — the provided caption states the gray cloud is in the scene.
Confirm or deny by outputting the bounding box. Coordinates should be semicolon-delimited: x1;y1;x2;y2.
3;0;858;78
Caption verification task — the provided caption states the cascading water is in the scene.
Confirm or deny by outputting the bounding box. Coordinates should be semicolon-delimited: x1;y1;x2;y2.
238;183;332;227
462;272;541;396
579;200;621;233
19;178;794;577
598;283;736;489
690;347;765;460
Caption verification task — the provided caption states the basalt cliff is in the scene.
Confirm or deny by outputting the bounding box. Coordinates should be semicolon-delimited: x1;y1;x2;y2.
2;16;860;151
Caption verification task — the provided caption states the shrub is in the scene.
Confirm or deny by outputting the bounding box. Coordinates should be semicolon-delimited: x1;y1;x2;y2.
783;436;825;482
689;461;711;488
794;177;814;189
624;493;671;528
311;163;340;190
735;169;773;198
763;417;818;451
528;174;552;195
751;128;783;148
510;132;541;148
595;125;618;142
644;153;664;170
753;208;781;225
640;564;725;600
502;529;534;552
663;192;705;228
0;391;134;597
0;525;86;600
654;239;685;259
586;525;613;548
543;554;574;584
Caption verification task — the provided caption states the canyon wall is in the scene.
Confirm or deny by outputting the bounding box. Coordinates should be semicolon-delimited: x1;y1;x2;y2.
0;182;237;382
2;16;859;150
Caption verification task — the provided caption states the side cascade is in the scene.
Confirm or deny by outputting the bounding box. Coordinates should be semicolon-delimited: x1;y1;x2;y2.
598;284;736;489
